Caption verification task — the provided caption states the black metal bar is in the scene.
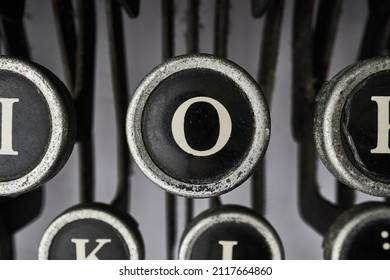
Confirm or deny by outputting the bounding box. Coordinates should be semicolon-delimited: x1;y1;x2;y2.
292;0;315;143
105;0;131;212
52;0;77;90
0;0;29;59
117;0;140;18
74;0;96;203
312;0;356;209
162;0;176;260
251;0;270;18
0;189;44;233
0;0;25;22
214;0;229;58
337;181;355;210
258;0;284;104
0;19;29;58
162;0;174;60
52;0;96;204
0;217;12;260
293;0;342;235
186;0;199;54
209;197;222;208
298;142;341;234
251;0;284;215
313;0;343;92
359;0;390;60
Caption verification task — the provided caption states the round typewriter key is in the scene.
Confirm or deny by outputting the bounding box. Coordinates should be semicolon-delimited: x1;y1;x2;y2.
314;57;390;197
324;202;390;259
127;54;270;198
178;205;284;260
38;204;144;260
0;57;76;196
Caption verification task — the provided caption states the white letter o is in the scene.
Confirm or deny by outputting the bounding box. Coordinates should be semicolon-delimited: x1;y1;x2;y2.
171;96;232;157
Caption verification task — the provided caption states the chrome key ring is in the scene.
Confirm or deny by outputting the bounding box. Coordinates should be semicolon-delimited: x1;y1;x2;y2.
314;56;390;197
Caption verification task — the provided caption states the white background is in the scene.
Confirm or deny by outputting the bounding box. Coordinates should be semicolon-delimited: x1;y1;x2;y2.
11;0;382;259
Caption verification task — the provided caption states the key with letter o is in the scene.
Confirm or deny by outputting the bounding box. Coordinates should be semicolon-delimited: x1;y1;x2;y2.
324;202;390;259
0;57;76;196
178;205;284;259
315;57;390;197
126;54;270;198
38;203;144;260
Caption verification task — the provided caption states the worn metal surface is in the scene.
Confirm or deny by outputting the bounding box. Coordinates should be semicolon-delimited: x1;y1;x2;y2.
314;57;390;197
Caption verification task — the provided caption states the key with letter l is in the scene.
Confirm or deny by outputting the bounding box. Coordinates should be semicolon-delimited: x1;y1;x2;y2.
178;205;284;260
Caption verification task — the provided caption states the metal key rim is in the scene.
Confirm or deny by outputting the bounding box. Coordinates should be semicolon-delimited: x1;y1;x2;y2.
178;205;284;260
38;207;142;260
126;54;270;198
0;57;74;196
323;202;390;259
314;56;390;197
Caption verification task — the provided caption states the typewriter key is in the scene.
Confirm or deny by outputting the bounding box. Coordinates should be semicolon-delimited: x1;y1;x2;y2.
127;54;270;198
178;205;284;260
0;57;76;196
315;57;390;197
324;202;390;259
38;203;144;260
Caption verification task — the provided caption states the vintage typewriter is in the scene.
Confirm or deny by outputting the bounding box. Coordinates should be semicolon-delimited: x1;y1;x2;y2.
0;0;389;260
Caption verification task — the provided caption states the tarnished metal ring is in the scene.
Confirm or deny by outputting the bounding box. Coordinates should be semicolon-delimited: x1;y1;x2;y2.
323;202;390;259
314;56;390;197
178;205;284;259
126;54;270;198
0;56;76;196
38;205;144;260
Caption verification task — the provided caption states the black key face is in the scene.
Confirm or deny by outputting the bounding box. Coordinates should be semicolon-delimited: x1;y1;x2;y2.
0;71;51;181
341;70;390;183
179;206;284;260
49;219;129;260
190;222;272;260
142;68;254;184
346;218;390;259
